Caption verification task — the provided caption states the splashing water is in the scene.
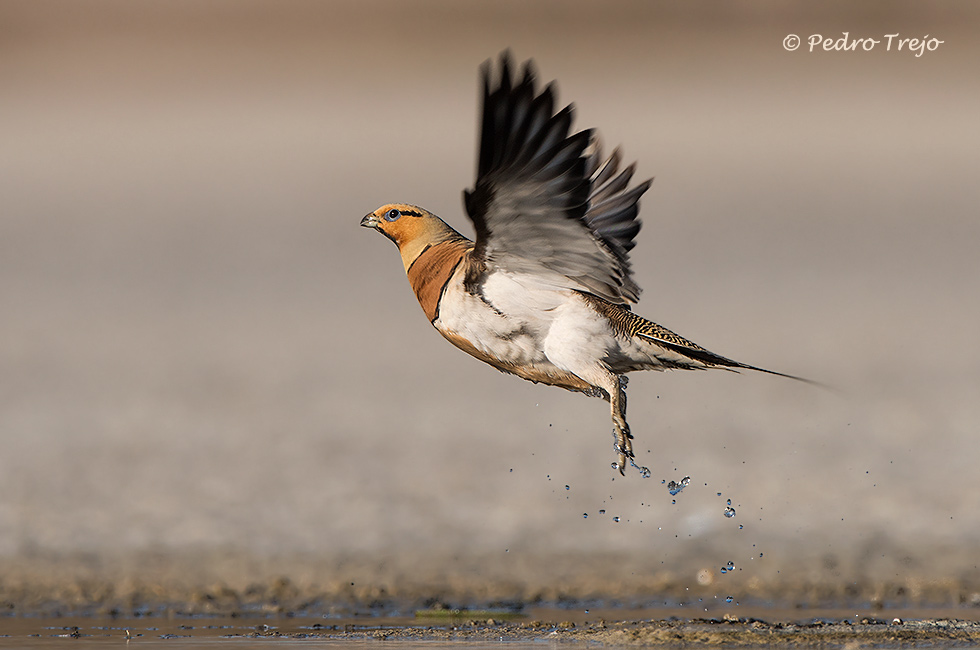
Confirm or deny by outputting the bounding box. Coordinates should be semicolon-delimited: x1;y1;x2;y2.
626;458;651;478
667;476;691;496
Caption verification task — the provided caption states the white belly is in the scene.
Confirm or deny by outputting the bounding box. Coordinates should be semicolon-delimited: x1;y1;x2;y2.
432;267;677;392
434;268;558;366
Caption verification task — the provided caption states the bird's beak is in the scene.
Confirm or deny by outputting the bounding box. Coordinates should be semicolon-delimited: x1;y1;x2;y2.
360;213;380;229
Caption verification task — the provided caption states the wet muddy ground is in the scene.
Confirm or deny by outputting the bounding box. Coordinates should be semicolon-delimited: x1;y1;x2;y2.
4;559;980;647
5;611;980;648
330;616;980;647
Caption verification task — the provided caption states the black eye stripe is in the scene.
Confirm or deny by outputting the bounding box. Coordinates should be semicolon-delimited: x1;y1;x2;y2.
381;208;422;223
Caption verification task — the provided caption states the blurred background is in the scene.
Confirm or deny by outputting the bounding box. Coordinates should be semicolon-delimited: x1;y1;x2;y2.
1;0;979;612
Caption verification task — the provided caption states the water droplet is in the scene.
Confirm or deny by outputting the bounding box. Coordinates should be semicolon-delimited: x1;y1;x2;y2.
720;567;727;574
667;477;690;495
724;506;736;518
565;485;570;490
738;524;744;529
611;462;620;471
727;498;732;506
726;596;734;603
639;466;651;479
717;492;722;497
612;516;620;523
599;509;605;515
583;513;588;519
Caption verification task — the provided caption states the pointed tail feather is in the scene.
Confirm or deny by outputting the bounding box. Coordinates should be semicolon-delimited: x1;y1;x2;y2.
635;330;820;386
579;292;822;387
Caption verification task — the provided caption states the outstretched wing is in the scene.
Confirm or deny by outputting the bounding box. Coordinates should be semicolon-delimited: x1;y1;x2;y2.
463;53;651;305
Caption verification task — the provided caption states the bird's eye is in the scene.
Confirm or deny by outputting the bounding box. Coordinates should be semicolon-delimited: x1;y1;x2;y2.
384;208;401;222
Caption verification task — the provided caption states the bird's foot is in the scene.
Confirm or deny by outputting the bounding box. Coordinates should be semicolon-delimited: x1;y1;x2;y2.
612;452;627;475
610;427;649;477
611;426;634;476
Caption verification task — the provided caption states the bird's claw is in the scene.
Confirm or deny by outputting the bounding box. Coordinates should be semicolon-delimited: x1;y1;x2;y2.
612;426;634;476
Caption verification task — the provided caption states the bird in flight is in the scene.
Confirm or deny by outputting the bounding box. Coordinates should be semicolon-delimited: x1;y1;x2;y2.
361;53;806;475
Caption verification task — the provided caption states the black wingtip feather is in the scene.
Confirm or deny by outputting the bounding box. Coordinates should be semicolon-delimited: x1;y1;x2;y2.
466;52;651;304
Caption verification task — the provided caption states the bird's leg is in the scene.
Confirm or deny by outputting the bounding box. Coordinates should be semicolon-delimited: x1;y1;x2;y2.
610;375;633;475
609;375;650;477
584;370;645;476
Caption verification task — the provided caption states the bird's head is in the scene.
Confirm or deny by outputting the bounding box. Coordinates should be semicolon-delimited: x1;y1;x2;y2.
361;203;461;271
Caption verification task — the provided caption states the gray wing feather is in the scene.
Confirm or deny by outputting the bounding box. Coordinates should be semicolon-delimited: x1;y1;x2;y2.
464;52;652;304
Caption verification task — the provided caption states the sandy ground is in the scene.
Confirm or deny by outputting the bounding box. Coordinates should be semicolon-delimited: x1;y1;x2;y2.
315;617;980;648
1;0;980;621
323;618;980;647
5;613;980;648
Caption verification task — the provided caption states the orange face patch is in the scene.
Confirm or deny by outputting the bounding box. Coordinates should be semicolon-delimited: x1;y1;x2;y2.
365;203;429;248
363;203;471;275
